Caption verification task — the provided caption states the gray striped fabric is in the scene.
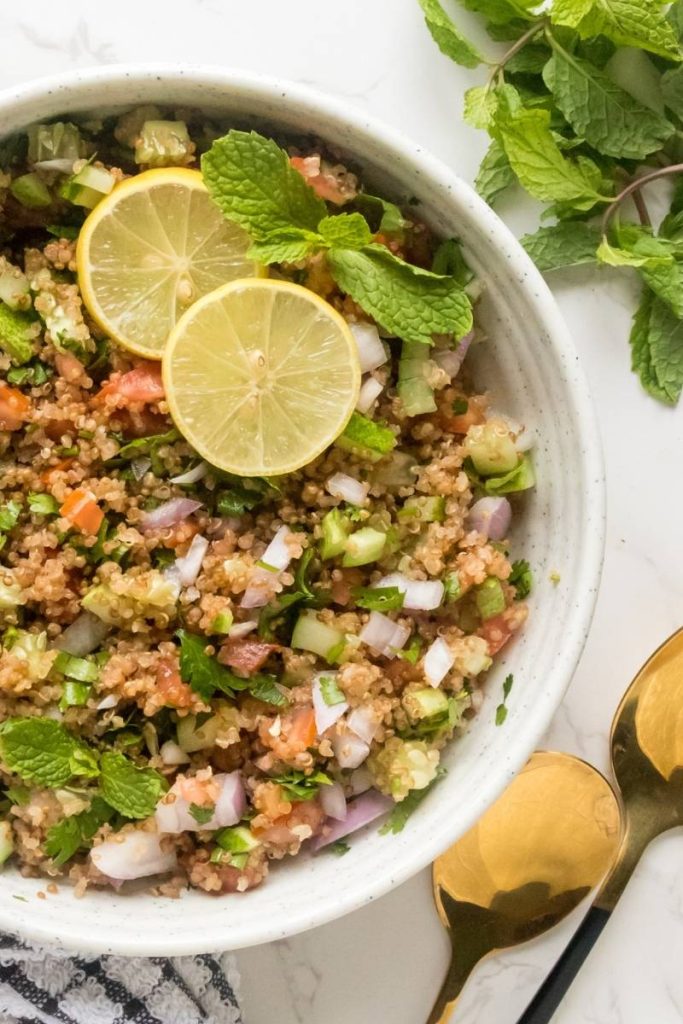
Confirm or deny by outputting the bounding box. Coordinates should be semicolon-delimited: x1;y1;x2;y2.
0;934;242;1024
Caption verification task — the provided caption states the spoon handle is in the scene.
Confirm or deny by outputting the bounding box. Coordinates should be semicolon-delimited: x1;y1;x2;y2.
513;906;611;1024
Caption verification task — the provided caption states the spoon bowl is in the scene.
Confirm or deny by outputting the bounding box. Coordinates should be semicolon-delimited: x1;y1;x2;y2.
429;751;621;1023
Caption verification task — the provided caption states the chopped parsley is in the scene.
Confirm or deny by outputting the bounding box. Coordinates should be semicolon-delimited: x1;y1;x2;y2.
319;675;346;706
189;802;215;825
495;674;514;726
379;768;446;835
352;585;405;612
270;769;333;801
509;560;532;599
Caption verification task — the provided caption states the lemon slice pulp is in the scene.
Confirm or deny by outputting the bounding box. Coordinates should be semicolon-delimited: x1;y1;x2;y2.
77;168;262;358
163;279;361;476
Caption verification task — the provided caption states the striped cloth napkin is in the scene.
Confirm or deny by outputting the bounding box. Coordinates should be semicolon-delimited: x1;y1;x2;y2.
0;933;243;1024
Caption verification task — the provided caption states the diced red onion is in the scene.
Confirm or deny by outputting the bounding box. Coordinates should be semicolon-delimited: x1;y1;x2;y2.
90;831;177;881
170;461;209;485
376;573;444;611
140;498;202;532
160;740;190;766
155;772;245;834
433;331;474;378
228;620;258;638
332;729;371;769
349;766;373;796
359;611;410;658
326;473;369;507
240;568;281;609
347;706;380;745
311;790;393;851
167;534;209;587
131;456;152;481
320;781;347;821
96;694;117;711
356;376;384;414
34;158;76;173
349;322;387;373
466;497;511;541
424;637;455;687
55;612;109;657
312;673;348;734
261;525;294;571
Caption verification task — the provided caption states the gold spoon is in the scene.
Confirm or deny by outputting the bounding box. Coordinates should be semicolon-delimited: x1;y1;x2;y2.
428;750;621;1024
516;627;683;1024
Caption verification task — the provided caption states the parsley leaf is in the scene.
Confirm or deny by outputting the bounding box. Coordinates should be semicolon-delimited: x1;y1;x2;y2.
496;673;514;725
328;244;472;344
327;840;351;856
202;130;327;239
189;802;215;825
352;586;405;612
176;629;239;702
379;768;446;834
271;769;333;801
0;718;99;787
509;559;533;599
99;751;167;819
27;493;60;517
0;500;21;533
0;303;36;365
45;797;114;866
318;674;346;706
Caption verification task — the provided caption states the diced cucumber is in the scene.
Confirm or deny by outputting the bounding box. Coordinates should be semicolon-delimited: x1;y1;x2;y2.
60;164;116;209
53;651;99;683
370;450;418;490
342;527;386;567
405;687;450;721
397;341;437;416
177;713;220;753
397;495;445;524
135;121;192;167
465;421;518;476
59;680;91;710
291;611;345;662
0;259;30;311
320;508;351;560
211;610;234;634
475;577;506;620
10;174;51;209
484;455;535;496
0;822;13;867
215;825;260;853
27;122;84;165
443;572;462;603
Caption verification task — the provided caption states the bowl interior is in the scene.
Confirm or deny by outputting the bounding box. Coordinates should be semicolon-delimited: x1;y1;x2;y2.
0;68;605;955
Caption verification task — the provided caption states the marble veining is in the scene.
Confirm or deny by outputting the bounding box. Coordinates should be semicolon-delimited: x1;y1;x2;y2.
1;0;682;1021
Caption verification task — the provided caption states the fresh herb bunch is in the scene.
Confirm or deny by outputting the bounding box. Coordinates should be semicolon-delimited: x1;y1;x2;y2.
418;0;683;404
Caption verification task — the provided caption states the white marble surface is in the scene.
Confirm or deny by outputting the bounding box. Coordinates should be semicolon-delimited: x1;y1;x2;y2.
1;1;682;1021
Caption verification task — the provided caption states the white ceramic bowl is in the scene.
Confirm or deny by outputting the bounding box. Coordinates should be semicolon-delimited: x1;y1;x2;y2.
0;65;605;955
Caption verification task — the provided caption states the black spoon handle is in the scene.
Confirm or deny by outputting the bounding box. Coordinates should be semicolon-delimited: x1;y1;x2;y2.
515;906;611;1024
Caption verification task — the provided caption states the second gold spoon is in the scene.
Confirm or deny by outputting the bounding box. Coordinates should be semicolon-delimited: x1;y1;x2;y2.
428;751;621;1023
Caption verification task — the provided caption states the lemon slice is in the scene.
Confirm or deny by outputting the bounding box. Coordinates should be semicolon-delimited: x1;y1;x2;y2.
77;168;262;359
163;279;361;476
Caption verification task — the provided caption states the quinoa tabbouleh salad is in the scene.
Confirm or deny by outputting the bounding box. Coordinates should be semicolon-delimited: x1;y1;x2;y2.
0;107;535;897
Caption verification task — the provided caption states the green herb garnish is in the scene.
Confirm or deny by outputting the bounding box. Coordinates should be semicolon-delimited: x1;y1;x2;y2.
495;673;514;726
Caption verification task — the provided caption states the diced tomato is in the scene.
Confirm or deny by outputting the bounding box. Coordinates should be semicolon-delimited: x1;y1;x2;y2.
41;458;75;485
96;362;164;405
218;639;279;675
55;351;85;382
288;706;317;747
478;614;514;656
59;488;104;535
258;705;318;763
155;658;193;709
439;394;487;435
210;862;263;893
290;155;350;205
0;382;31;431
254;799;324;846
159;520;200;550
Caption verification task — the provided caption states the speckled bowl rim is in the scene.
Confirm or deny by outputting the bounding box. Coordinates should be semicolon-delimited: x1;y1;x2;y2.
0;64;606;955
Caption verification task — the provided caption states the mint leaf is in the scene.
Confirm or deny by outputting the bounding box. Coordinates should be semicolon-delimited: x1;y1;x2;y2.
201;130;327;239
328;245;472;344
630;290;683;404
543;48;673;160
506;42;552;75
597;236;673;268
353;194;408;235
45;797;114;866
459;0;536;25
521;222;600;271
0;500;21;532
99;751;167;820
641;261;683;318
0;303;36;365
550;0;597;27
0;718;98;787
475;140;515;205
561;0;682;61
662;65;683;117
495;95;607;207
318;213;372;249
417;0;484;67
463;86;498;129
248;228;322;264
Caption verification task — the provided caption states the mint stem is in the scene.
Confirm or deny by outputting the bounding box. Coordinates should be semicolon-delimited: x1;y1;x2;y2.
488;20;547;84
602;164;683;235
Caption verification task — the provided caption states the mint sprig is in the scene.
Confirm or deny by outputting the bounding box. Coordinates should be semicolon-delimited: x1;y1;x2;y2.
201;130;472;343
0;718;98;787
418;0;683;404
